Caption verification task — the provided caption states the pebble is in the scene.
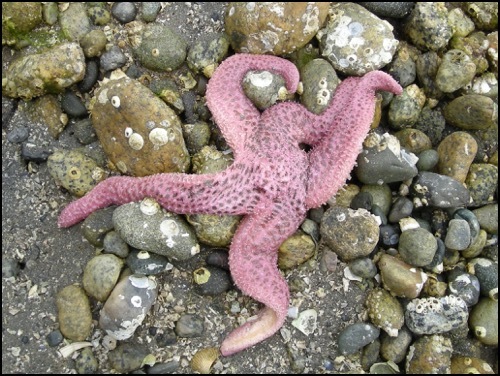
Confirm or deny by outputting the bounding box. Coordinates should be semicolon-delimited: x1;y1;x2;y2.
59;3;90;42
467;258;498;300
320;206;379;262
148;360;180;374
360;184;392;215
398;227;437;267
141;3;162;23
87;4;111;26
56;285;92;341
462;229;487;259
472;204;498;235
378;254;427;299
3;43;85;100
350;191;373;211
91;73;190;176
7;126;29;144
393;128;432;154
445;219;471;250
242;70;287;111
113;200;199;261
317;3;398;75
337;322;380;355
80;30;107;58
205;249;230;270
388;196;413;223
416;149;439;171
359;2;414;18
181;122;211;155
102;230;129;258
81;206;116;247
83;254;124;301
463;3;498;31
108;343;151;373
405;335;453;374
175;314;204;338
450;356;495;374
437;131;478;183
2;3;42;47
75;347;98;374
130;23;187;72
355;133;418;184
278;229;316;269
111;2;137;24
20;142;50;163
61;91;87;118
405;295;469;335
193;266;232;296
380;327;412;363
443;94;498;130
45;330;64;347
361;339;380;371
187;33;229;78
100;274;158;340
225;3;329;55
465;163;498;206
47;149;106;197
348;257;377;279
365;288;404;337
410;171;471;208
100;45;128;71
379;225;400;247
387;42;418;88
72;118;97;145
388;84;426;128
448;270;481;306
127;249;171;275
299;58;340;115
435;49;477;93
469;297;498;346
404;3;452;51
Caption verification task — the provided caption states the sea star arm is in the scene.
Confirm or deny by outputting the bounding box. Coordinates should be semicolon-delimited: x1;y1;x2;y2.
220;203;306;356
206;54;300;156
305;71;402;208
58;166;256;227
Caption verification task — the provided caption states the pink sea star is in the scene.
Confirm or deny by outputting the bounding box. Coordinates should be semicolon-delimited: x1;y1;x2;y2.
58;54;402;356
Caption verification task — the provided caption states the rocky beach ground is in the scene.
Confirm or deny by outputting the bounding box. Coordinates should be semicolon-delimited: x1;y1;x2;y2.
2;2;498;374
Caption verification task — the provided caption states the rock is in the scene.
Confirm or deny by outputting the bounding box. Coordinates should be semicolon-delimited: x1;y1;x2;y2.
337;322;380;355
100;274;158;340
113;199;200;261
469;297;498;346
398;227;437;267
83;254;124;301
472;204;498;235
193;266;232;296
437;132;478;183
451;356;495;374
410;171;471;208
278;230;316;269
443;95;498;130
448;270;481;306
56;285;92;341
126;250;171;275
435;50;476;92
394;128;432;155
388;84;426;128
2;3;42;46
445;219;472;250
378;254;427;299
81;206;116;247
59;3;90;41
300;58;340;115
405;295;469;335
317;3;398;75
108;343;152;373
467;258;498;300
365;288;404;337
465;163;498;206
187;33;230;77
292;309;318;336
320;206;379;262
175;314;204;338
91;73;190;176
225;3;329;55
47;149;106;197
405;335;453;374
380;327;412;363
2;43;85;100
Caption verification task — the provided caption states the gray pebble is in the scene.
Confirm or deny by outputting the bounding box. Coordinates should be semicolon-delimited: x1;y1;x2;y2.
7;126;29;144
388;196;413;223
416;149;439;171
398;227;437;267
141;3;162;23
78;60;100;93
445;219;471;250
349;258;377;279
242;70;286;110
175;314;204;338
21;142;51;162
424;237;445;273
61;91;87;118
193;266;232;295
108;343;151;373
146;360;180;374
467;258;498;300
81;206;116;247
350;192;373;211
435;50;476;93
100;45;128;71
59;3;90;42
80;29;107;58
472;204;498;235
448;270;480;306
45;330;64;347
405;295;469;335
337;322;380;355
454;208;480;242
73;118;97;145
83;254;124;302
111;2;137;24
410;171;471;208
103;230;130;258
359;2;414;18
380;327;412;363
126;249;170;275
2;257;21;278
379;225;400;247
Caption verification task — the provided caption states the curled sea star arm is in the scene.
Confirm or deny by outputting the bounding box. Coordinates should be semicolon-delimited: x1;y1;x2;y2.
220;203;306;356
206;54;300;156
58;166;257;228
305;71;402;208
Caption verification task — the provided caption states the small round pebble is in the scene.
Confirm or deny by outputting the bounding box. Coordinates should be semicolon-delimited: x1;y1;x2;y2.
141;2;162;22
405;335;453;374
398;227;437;267
193;266;232;296
366;288;404;337
126;249;170;275
75;347;98;374
448;270;481;306
416;149;439;171
349;257;377;279
7;126;29;144
445;218;471;251
100;45;128;71
45;330;64;347
436;131;478;183
380;327;412;363
108;343;151;373
472;204;498;235
469;297;498;345
60;91;87;118
379;225;400;247
81;206;116;247
175;314;204;338
378;254;427;298
111;2;137;23
350;192;373;211
410;171;471;208
388;196;413;223
2;257;21;278
337;322;380;355
467;258;498;300
83;254;124;302
103;230;130;258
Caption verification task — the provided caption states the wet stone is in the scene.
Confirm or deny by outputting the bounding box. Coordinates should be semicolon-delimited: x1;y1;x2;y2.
359;2;414;18
394;128;432;155
465;163;498;206
320;207;379;262
87;4;111;26
361;184;392;216
443;95;498;131
405;295;469;335
454;209;481;243
81;206;116;247
141;2;162;23
187;33;229;78
380;327;412;364
175;314;204;338
73;118;97;145
445;219;471;251
7;126;29;144
100;274;158;340
75;347;98;374
317;3;398;75
388;84;426;129
437;132;478;183
416;149;439;171
451;356;495;374
388;196;413;223
61;91;87;118
472;204;498;235
356;133;418;185
103;230;130;258
448;270;481;306
349;257;377;279
242;70;287;111
467;258;498;300
56;285;92;341
410;171;471;208
278;230;316;270
111;2;137;24
100;45;128;72
108;343;151;373
80;30;107;58
45;330;64;347
193;266;232;296
462;229;487;259
59;3;90;42
350;192;373;211
113;200;199;262
398;227;437;267
405;335;453;374
435;50;476;93
337;322;380;355
365;288;404;337
127;249;170;276
379;225;400;247
469;297;498;346
378;254;427;299
83;254;124;302
300;58;340;115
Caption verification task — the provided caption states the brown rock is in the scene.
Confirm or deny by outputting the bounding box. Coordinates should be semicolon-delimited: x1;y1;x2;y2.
437;131;478;183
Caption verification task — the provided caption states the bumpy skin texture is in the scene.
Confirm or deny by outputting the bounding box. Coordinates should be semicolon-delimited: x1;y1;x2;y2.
58;54;402;356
